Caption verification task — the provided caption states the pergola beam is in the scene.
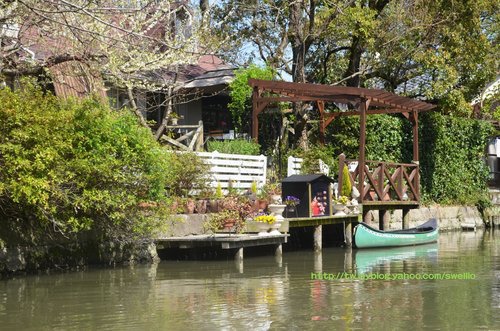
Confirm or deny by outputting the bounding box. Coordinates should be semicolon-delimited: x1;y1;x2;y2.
249;79;435;143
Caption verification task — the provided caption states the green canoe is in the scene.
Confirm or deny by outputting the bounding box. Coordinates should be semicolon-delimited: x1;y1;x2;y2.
353;219;439;248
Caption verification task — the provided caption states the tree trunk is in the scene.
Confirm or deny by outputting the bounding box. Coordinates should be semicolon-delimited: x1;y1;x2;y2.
127;87;149;128
154;86;174;141
289;0;309;150
345;36;363;87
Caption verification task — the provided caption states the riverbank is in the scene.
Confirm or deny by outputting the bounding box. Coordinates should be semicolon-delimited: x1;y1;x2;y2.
2;205;498;276
0;240;159;276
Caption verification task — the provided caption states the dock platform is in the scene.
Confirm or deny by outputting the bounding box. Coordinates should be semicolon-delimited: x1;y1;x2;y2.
156;233;288;260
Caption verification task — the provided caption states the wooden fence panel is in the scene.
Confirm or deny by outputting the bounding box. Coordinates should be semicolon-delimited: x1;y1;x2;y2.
196;151;267;192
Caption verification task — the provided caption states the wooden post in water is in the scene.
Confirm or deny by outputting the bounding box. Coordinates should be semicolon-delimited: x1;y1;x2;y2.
379;210;390;230
275;244;283;266
344;248;353;272
402;208;410;229
235;247;244;261
363;210;373;225
313;225;322;251
314;251;323;273
344;221;352;247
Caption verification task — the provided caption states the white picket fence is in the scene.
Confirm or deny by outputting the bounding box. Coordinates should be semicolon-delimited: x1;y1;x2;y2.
196;151;267;192
287;156;303;177
287;156;330;176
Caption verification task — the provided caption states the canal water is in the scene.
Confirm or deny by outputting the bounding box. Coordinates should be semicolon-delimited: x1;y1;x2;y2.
0;230;498;330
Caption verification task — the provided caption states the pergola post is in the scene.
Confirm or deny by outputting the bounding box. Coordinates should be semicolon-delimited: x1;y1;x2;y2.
317;101;325;145
412;110;419;162
358;99;370;200
251;87;268;142
411;110;420;200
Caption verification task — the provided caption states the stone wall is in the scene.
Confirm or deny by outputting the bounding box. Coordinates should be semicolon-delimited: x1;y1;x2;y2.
0;240;159;276
365;205;485;230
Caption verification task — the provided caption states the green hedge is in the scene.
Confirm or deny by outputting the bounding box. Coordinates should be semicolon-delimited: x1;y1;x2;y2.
207;139;261;155
324;112;492;205
419;112;492;204
0;83;171;245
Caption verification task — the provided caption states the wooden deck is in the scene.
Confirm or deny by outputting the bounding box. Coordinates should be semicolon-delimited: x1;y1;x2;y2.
361;200;419;211
286;214;361;227
156;233;288;261
156;233;288;250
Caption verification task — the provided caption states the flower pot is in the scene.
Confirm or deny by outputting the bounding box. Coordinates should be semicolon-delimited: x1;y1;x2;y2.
269;219;283;235
208;199;219;213
255;222;271;236
223;219;236;230
184;199;196;214
268;204;286;216
256;199;268;212
195;199;207;214
333;203;346;215
285;205;298;218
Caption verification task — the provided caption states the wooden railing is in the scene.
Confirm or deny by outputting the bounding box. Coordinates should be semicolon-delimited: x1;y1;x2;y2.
160;120;204;151
338;154;420;203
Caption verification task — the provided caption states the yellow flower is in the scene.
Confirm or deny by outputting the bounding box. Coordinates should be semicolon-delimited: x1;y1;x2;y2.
254;215;276;224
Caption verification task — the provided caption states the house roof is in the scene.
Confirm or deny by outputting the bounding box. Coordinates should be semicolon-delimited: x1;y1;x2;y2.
9;13;235;97
134;56;235;93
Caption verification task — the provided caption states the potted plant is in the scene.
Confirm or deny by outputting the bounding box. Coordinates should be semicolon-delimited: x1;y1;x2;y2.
204;210;241;233
253;213;276;236
169;112;182;125
208;182;224;213
255;187;269;212
284;196;300;210
333;195;349;215
284;195;300;217
265;182;282;204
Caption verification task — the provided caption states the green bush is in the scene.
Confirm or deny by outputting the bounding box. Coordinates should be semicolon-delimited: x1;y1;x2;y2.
0;83;171;245
341;165;352;197
327;114;409;162
164;152;210;197
296;145;338;177
207;139;261;155
324;111;492;205
419;112;493;204
228;65;275;133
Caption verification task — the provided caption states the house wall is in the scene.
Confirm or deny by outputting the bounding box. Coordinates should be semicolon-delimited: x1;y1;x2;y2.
176;99;202;125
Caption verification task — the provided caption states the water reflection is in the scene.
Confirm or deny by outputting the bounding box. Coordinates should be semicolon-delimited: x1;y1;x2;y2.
0;230;498;330
354;243;438;274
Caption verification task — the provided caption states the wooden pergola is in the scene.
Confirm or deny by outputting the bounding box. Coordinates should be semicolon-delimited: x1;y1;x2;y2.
249;79;436;220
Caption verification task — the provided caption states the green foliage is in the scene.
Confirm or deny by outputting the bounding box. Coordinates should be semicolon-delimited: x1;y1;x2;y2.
439;89;474;117
207;139;261;155
341;165;352;197
203;210;240;233
324;111;491;205
419;112;493;204
215;182;224;199
164;152;210;197
326;114;409;163
228;65;274;133
0;83;171;245
297;145;338;176
250;181;258;194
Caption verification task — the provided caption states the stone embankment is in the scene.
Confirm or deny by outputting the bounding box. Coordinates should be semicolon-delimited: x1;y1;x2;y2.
2;206;498;275
368;205;494;230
